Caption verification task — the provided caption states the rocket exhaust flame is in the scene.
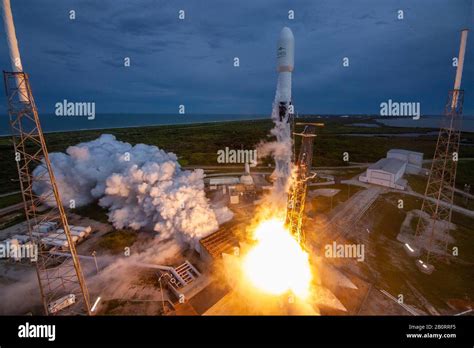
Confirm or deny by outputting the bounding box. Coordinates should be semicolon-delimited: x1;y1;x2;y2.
242;218;312;300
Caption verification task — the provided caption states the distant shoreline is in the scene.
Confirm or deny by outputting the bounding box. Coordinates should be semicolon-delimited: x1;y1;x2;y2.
0;115;271;137
1;114;473;137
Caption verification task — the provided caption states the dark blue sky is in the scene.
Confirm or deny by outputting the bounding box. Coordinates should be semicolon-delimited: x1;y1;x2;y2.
0;0;473;115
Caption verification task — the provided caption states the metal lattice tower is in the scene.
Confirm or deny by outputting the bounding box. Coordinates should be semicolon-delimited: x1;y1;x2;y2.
4;71;91;315
414;90;464;261
286;123;322;246
414;29;468;263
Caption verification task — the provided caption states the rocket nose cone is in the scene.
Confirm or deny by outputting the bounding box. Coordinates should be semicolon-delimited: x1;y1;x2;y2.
277;27;294;72
280;27;294;41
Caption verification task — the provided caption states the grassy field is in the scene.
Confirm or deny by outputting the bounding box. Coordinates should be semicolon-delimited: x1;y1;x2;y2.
98;230;138;254
406;174;428;194
309;184;363;214
311;186;474;312
366;194;474;312
73;201;109;223
382;192;473;231
1;115;473;195
455;160;474;193
0;212;25;230
0;193;22;209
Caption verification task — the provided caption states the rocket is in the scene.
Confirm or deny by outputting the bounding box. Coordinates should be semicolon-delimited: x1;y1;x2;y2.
1;0;23;73
1;0;27;101
275;27;295;122
270;27;295;193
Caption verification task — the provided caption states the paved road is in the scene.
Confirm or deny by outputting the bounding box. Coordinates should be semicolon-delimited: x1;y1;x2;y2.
326;186;383;229
0;191;20;198
184;162;371;171
401;190;474;218
0;202;23;216
339;178;474;218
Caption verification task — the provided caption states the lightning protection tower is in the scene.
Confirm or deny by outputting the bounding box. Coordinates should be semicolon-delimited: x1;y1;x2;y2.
2;0;90;314
412;29;468;272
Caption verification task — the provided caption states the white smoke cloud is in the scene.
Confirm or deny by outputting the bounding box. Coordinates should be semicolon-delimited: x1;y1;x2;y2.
32;134;233;250
257;93;293;200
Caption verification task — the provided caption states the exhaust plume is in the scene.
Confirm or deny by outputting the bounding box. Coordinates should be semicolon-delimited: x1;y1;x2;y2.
32;134;233;250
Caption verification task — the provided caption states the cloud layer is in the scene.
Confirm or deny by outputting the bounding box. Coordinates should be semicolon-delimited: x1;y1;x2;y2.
0;0;471;115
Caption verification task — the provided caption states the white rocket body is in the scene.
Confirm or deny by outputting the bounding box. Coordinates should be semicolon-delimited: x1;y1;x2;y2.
453;29;468;91
1;0;22;72
1;0;27;101
271;27;295;194
274;27;294;122
276;27;294;105
451;29;468;109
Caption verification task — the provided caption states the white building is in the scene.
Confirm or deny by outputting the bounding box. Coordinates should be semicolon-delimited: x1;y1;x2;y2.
387;149;423;174
208;177;240;190
359;158;407;190
239;163;254;186
208;163;255;190
359;149;424;190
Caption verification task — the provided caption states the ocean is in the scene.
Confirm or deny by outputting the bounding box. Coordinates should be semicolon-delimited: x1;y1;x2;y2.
0;113;269;136
376;115;474;132
1;113;473;136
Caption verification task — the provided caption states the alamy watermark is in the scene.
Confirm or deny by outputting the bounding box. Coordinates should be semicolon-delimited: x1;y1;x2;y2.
55;99;95;120
18;322;55;341
0;240;38;262
217;147;257;166
325;241;365;262
380;99;420;120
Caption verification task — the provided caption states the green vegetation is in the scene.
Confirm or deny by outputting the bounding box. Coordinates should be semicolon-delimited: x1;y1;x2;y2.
396;194;423;212
451;219;474;264
367;194;474;311
452;211;474;231
98;230;137;254
453;191;474;211
406;174;428;194
1;116;473;195
0;192;22;209
0;212;25;230
73;202;109;223
310;184;363;214
331;168;363;180
382;191;472;235
456;160;474;191
371;198;406;240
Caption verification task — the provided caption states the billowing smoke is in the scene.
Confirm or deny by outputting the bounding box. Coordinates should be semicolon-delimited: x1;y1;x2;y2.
0;238;183;314
257;91;293;205
32;134;233;250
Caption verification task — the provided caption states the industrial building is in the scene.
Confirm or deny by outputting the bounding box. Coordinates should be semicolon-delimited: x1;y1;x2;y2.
359;158;407;190
208;177;240;190
207;163;259;204
199;226;240;263
387;149;423;174
359;149;424;190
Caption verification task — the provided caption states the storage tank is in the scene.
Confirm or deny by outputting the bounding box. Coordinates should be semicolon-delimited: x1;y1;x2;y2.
48;230;79;243
41;237;68;248
70;225;92;235
11;234;29;243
